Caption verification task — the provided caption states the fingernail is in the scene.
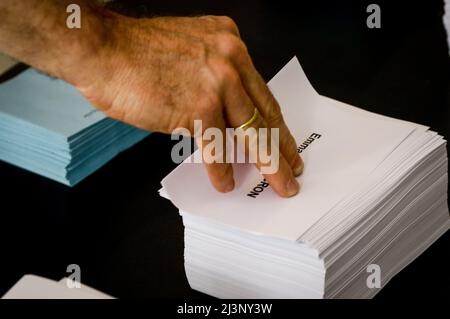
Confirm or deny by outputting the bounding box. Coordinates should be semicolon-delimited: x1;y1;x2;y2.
286;176;300;197
293;156;304;176
223;179;235;193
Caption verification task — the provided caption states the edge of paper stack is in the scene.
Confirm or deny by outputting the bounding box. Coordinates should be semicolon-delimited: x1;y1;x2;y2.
1;274;114;299
159;57;449;299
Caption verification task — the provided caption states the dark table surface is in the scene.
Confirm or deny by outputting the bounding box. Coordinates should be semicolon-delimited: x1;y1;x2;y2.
0;0;449;299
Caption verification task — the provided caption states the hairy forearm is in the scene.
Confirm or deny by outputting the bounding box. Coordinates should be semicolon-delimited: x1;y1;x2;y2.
0;0;114;83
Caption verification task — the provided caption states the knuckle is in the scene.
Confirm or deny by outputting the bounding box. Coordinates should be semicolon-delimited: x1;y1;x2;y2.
200;15;215;22
265;95;283;123
269;110;284;126
216;16;239;34
215;33;246;59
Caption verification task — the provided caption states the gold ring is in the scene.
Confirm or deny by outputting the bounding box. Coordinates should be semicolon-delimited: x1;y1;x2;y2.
236;108;259;130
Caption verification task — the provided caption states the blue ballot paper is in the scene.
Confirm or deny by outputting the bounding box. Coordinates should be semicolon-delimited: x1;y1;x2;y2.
0;68;150;185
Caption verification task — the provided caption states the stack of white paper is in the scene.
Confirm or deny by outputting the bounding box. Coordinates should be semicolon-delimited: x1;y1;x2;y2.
0;69;149;186
159;57;450;298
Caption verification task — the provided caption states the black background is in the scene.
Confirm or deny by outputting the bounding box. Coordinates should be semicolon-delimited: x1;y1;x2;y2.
0;0;449;299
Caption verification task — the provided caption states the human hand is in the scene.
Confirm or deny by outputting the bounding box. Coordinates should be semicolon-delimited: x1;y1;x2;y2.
70;14;304;197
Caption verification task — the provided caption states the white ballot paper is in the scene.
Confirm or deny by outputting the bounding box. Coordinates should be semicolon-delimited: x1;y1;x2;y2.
2;274;114;299
160;57;449;298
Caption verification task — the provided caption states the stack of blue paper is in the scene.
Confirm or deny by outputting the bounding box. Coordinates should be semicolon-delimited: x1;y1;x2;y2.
0;69;150;186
